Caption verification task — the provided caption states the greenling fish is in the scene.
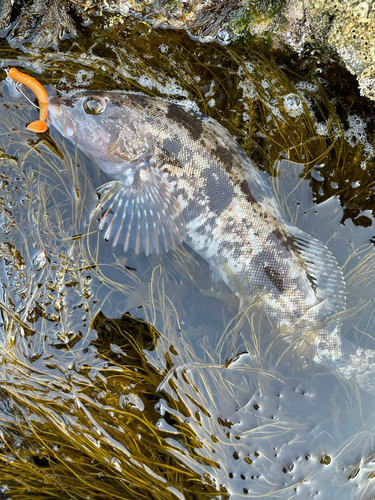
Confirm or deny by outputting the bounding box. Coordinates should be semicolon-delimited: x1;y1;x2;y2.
48;91;375;395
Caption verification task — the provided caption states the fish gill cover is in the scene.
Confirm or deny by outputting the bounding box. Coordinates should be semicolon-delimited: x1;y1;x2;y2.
0;22;374;500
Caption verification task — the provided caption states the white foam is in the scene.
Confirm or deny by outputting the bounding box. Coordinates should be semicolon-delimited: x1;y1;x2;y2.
315;121;329;136
345;114;375;158
74;69;94;87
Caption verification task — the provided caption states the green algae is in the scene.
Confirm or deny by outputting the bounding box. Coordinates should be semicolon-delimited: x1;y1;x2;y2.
0;20;374;500
230;0;285;38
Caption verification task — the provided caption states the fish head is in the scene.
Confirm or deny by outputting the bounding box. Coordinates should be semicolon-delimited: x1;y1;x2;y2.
48;91;155;181
48;91;185;256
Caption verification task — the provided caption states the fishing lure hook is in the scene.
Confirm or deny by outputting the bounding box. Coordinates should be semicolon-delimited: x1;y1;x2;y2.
14;81;41;109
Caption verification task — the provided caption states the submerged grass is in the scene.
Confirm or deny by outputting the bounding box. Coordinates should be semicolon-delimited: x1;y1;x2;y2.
0;21;373;500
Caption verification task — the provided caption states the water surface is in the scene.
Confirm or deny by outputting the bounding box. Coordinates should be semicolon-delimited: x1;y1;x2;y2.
0;24;374;500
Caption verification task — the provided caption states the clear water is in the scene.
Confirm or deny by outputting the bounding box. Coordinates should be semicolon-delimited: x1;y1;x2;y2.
0;25;374;500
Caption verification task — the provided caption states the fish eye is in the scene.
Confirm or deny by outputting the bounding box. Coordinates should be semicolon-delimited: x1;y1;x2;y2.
83;96;106;115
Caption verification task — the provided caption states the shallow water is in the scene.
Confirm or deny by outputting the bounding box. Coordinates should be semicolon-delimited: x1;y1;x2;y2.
0;22;375;500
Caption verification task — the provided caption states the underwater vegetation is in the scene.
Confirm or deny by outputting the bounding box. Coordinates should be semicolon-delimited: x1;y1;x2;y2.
2;0;375;105
0;22;374;500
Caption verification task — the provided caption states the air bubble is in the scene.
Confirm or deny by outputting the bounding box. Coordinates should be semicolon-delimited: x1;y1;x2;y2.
320;455;332;465
283;93;303;117
282;463;294;473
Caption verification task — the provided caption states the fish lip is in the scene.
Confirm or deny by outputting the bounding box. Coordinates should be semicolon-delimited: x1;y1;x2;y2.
47;100;63;127
48;99;76;139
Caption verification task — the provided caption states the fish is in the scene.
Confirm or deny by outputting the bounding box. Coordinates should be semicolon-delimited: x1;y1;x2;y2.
48;90;375;395
7;68;49;133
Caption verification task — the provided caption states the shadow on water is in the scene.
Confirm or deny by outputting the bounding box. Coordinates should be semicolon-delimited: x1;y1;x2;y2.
0;22;374;500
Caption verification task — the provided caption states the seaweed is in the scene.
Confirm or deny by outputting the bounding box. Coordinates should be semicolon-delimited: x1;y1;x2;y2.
0;22;374;499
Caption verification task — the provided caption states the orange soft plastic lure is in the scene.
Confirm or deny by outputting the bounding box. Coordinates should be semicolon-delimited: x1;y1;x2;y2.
8;68;49;133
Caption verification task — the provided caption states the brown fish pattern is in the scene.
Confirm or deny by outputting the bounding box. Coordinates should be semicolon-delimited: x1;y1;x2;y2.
48;91;375;395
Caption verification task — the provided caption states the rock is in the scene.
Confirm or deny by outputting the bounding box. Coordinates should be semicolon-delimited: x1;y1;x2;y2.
278;0;375;101
103;0;242;43
105;0;375;102
1;0;375;101
1;0;86;49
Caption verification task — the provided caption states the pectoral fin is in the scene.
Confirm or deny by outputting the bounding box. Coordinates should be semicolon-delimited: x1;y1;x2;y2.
94;169;185;256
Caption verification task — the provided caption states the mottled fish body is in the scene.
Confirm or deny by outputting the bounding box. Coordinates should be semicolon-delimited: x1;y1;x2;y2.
48;91;375;394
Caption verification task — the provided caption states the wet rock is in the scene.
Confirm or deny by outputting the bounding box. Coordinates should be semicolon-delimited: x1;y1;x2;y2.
103;0;375;102
103;0;243;43
279;0;375;102
0;0;13;37
1;0;375;102
1;0;85;49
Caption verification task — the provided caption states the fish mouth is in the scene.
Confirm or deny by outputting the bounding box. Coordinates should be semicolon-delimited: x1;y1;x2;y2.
48;99;76;140
48;97;62;119
48;99;63;132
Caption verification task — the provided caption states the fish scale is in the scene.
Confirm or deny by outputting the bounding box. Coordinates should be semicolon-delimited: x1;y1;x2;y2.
48;90;375;395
